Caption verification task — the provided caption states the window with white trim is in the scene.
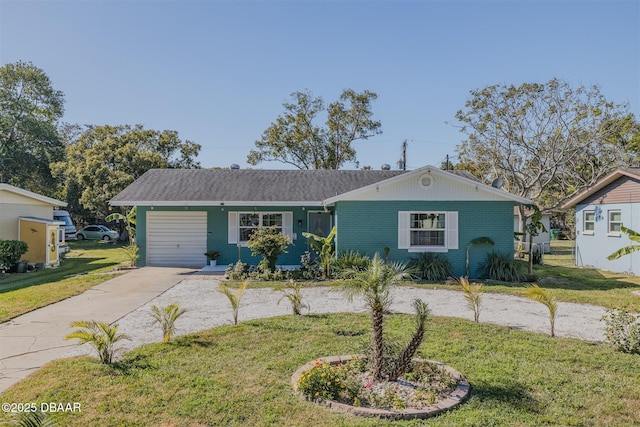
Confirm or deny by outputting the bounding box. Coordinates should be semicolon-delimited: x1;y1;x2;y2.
238;212;283;242
410;213;446;246
398;211;458;252
608;210;622;235
228;211;293;245
583;210;595;234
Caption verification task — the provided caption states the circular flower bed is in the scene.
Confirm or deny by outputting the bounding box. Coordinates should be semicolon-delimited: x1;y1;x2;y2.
291;355;471;420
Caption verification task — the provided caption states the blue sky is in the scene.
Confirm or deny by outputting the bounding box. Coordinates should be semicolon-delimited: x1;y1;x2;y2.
1;0;638;170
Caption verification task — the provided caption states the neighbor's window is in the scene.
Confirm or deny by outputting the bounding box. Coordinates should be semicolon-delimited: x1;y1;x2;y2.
410;213;446;246
583;211;595;234
238;212;283;242
608;210;622;235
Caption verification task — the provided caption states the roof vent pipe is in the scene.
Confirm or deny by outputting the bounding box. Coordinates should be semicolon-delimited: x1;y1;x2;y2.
229;164;240;170
381;164;391;170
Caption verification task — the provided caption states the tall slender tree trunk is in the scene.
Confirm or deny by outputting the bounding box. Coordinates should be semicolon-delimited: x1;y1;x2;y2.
371;307;385;381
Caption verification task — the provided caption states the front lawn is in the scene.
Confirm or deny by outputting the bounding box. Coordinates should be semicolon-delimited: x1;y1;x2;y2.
1;313;638;426
0;241;128;322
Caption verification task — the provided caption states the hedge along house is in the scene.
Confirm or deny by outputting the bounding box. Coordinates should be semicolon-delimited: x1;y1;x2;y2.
109;166;531;276
562;167;640;275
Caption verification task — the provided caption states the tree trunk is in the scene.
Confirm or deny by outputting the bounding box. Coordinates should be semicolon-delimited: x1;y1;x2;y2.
389;326;424;381
371;307;385;381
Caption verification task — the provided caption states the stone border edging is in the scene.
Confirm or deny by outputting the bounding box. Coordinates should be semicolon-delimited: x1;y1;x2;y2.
291;355;471;420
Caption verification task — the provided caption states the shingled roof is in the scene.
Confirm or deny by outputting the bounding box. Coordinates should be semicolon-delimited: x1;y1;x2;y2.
110;168;408;206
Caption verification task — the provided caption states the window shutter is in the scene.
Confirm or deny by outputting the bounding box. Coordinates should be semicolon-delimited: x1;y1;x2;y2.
447;211;458;250
283;212;293;240
228;211;238;244
398;211;410;249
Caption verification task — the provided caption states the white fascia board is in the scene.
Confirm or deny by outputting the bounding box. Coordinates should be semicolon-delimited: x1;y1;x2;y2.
109;200;324;207
322;165;533;205
561;168;639;208
0;183;67;207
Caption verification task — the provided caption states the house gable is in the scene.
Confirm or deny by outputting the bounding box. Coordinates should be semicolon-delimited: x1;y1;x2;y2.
323;166;531;204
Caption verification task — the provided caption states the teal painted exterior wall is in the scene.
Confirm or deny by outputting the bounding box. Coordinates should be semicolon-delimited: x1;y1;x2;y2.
334;200;515;277
136;200;515;276
135;205;326;267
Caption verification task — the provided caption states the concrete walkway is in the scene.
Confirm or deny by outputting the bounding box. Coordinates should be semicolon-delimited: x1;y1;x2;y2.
0;267;195;393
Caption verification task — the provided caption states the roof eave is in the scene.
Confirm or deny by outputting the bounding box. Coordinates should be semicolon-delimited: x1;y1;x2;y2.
0;183;67;207
109;200;325;207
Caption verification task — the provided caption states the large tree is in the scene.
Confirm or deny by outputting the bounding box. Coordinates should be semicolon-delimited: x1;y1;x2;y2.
0;61;65;193
51;124;201;221
247;89;382;169
454;78;639;229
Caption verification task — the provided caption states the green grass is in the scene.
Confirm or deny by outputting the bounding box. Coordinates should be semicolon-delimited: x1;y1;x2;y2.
1;313;638;426
0;241;128;322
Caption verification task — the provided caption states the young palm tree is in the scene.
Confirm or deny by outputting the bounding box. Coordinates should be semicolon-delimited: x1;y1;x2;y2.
524;284;558;337
607;226;640;260
150;303;187;342
219;279;249;325
449;276;483;323
278;280;309;315
65;320;128;364
339;253;411;381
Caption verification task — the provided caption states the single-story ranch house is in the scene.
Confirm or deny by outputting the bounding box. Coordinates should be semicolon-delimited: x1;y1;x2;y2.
563;167;640;275
110;165;531;276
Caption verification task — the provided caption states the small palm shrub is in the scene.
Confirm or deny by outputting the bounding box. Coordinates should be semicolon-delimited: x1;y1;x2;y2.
479;251;525;282
150;303;187;342
219;280;249;325
8;409;58;427
449;276;483;323
278;280;309;315
334;250;371;277
601;307;640;354
524;285;558;337
65;320;128;364
407;252;452;281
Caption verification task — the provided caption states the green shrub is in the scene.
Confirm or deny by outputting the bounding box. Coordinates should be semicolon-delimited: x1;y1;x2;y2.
602;307;640;355
247;227;290;271
0;239;29;272
296;359;363;402
334;250;371;277
479;251;525;281
225;261;249;280
407;252;452;280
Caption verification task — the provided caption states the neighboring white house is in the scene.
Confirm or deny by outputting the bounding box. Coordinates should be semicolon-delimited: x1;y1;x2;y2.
0;184;66;239
562;168;640;275
514;207;551;254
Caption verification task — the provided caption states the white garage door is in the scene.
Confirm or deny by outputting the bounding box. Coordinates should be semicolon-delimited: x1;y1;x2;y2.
146;211;207;267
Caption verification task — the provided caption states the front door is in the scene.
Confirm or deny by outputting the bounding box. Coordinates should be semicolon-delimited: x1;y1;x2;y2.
47;225;59;266
308;211;332;237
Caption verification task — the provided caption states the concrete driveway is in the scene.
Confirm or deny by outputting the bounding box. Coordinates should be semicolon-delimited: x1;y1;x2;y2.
0;267;195;393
